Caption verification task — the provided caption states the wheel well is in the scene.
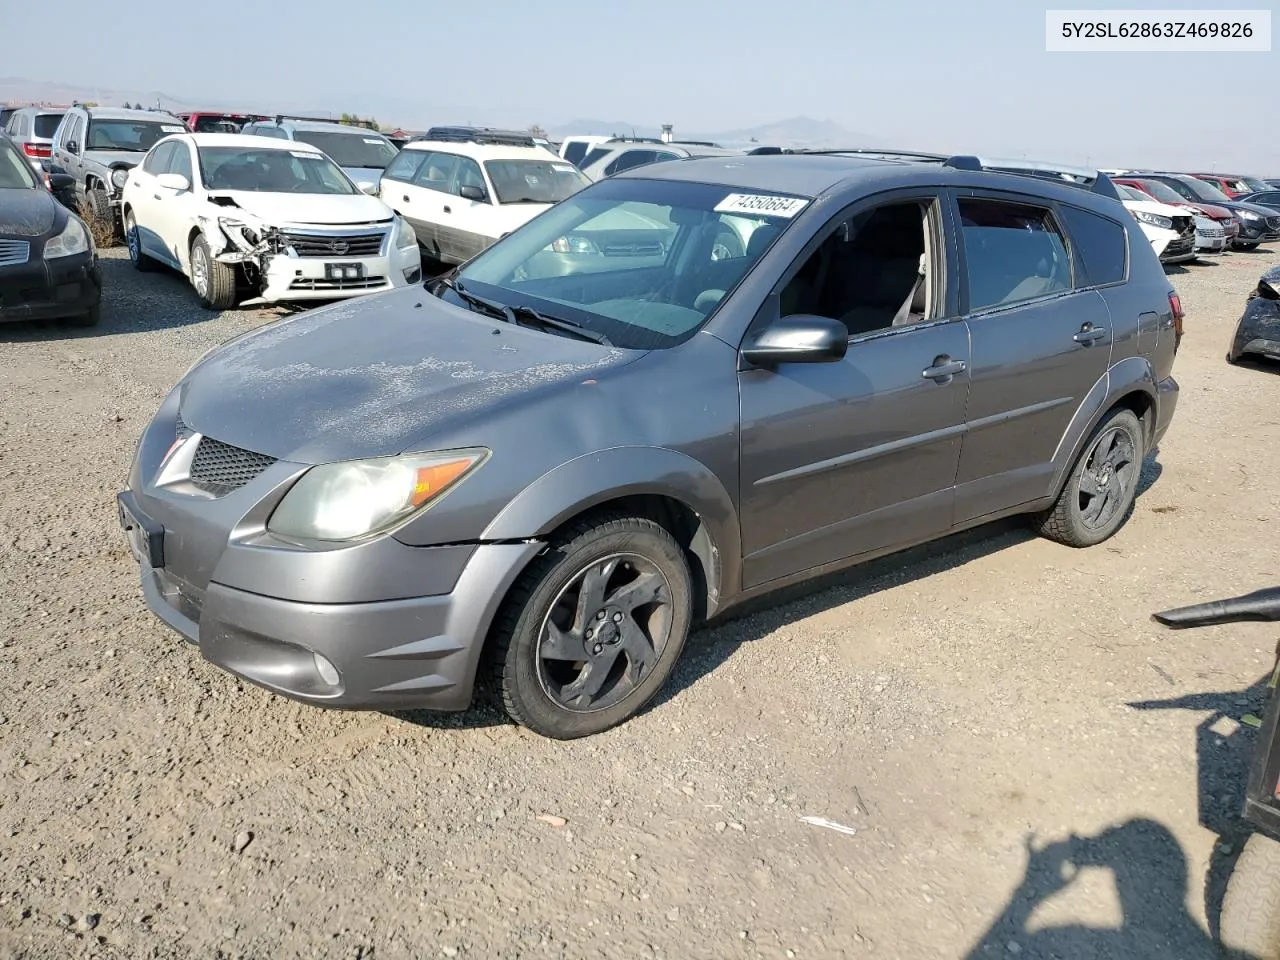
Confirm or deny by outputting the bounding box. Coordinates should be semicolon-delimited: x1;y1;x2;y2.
187;226;204;254
1112;390;1154;445
545;495;718;623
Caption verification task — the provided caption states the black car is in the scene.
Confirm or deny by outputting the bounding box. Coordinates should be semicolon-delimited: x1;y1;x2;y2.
1228;265;1280;365
1239;190;1280;213
1142;173;1280;249
0;133;101;326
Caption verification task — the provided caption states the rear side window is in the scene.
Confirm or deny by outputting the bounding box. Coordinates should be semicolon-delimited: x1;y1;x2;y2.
562;141;590;166
383;148;426;183
958;199;1072;311
580;146;612;169
1058;205;1127;287
605;150;657;176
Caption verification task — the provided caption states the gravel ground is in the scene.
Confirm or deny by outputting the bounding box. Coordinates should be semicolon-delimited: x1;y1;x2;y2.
1;246;1279;960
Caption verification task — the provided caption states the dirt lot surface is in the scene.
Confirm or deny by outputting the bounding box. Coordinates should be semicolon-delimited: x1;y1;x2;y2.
2;246;1279;959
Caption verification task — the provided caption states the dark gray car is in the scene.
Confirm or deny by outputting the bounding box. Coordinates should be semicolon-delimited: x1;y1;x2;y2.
118;153;1181;739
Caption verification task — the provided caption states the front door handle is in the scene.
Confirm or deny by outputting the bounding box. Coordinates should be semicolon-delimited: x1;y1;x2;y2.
153;194;161;200
922;355;966;382
402;195;410;202
1074;323;1109;344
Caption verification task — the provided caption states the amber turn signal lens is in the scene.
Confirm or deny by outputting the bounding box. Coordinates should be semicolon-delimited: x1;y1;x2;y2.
411;458;476;507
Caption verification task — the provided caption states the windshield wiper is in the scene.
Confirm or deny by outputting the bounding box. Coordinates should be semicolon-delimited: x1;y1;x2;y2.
509;304;613;346
434;276;513;321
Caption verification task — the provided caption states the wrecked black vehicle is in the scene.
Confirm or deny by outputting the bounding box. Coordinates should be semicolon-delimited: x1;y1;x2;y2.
1228;265;1280;365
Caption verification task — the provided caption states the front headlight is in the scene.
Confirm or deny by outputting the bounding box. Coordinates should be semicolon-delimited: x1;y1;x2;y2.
43;216;90;259
1133;210;1173;230
111;166;130;189
267;448;489;541
1238;209;1261;221
395;216;418;250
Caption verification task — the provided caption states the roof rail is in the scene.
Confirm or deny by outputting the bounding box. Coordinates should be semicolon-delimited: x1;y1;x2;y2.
272;114;382;131
423;125;537;147
799;147;950;162
669;139;721;147
943;155;1121;199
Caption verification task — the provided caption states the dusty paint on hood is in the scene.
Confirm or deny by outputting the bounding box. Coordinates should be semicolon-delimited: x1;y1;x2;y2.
0;189;58;238
179;288;638;463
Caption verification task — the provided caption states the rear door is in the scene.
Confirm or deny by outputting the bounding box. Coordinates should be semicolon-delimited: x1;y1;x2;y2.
377;147;429;243
950;193;1114;524
404;150;458;261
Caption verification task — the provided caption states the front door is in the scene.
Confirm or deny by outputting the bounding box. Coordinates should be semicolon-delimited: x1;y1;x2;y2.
949;194;1115;523
122;140;175;263
737;192;972;589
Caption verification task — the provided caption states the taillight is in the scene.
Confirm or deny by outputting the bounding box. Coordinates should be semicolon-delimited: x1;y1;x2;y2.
22;143;51;159
1169;292;1184;349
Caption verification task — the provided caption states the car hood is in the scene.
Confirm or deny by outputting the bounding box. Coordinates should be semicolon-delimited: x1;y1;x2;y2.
1122;198;1185;219
0;187;57;237
1219;199;1279;217
85;150;144;169
1192;202;1233;219
205;189;393;226
178;288;638;463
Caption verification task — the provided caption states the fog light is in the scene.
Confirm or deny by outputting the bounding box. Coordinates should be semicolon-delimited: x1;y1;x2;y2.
313;652;340;687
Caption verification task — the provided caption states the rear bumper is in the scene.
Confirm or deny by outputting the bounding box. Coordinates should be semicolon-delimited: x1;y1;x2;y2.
0;252;101;323
1152;375;1179;449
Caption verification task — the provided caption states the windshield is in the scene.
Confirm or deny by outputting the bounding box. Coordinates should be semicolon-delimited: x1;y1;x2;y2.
453;178;804;349
1240;176;1270;194
198;146;357;194
1135;179;1189;206
1118;185;1146;202
86;119;185;152
484;159;590;204
0;141;37;189
292;131;398;170
1177;176;1232;203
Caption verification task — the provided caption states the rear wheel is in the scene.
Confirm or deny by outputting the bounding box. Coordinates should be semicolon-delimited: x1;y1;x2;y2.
489;514;693;739
189;234;237;310
1037;408;1143;547
124;210;153;272
1220;833;1280;959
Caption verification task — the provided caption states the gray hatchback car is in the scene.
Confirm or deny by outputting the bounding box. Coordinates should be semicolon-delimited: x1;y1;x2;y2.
119;152;1181;739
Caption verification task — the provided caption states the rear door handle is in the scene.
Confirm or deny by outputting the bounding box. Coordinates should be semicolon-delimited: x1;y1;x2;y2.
922;356;966;381
402;195;410;202
443;205;451;214
1073;323;1109;344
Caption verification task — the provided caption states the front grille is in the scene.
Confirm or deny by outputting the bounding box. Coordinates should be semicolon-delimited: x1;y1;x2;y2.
280;231;385;258
188;436;276;497
289;277;387;291
1268;216;1280;231
0;240;31;267
602;241;664;257
1164;235;1195;257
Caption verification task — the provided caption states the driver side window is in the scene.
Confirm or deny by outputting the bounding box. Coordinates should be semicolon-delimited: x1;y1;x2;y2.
779;199;940;338
142;141;176;175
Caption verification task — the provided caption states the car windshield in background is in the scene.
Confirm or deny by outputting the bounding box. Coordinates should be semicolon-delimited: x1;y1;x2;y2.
292;131;398;169
1178;176;1232;204
34;114;63;138
1118;186;1146;202
86;120;184;152
198;146;357;195
0;142;37;189
454;178;802;350
1239;176;1270;194
485;159;590;204
1138;179;1192;206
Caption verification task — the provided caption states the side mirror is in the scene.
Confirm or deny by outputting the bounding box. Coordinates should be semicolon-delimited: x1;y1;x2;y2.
357;180;378;195
65;140;79;154
741;313;848;367
459;184;487;203
48;172;75;191
155;173;190;192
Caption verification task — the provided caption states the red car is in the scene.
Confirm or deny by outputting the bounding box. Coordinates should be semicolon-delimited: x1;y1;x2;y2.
1115;176;1239;241
176;111;271;134
1191;173;1272;200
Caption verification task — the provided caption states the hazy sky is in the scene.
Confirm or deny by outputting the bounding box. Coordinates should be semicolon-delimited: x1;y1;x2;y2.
6;0;1277;170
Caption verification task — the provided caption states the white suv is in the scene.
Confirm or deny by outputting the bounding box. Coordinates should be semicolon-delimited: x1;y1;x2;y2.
121;133;422;308
377;129;590;265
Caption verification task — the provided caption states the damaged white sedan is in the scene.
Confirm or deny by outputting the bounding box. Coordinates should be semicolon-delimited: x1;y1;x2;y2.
121;133;422;309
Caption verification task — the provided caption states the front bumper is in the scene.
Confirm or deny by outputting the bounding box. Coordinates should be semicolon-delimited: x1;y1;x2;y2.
118;400;542;710
1233;217;1280;244
0;251;101;323
244;239;422;304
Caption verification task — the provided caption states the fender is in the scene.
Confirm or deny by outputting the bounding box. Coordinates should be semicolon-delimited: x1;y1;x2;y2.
481;445;742;617
1047;355;1158;498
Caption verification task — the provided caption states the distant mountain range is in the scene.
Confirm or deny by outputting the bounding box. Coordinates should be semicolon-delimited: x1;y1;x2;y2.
546;116;880;149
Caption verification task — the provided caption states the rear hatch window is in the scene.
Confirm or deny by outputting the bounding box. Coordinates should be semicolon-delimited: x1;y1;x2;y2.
34;114;63;138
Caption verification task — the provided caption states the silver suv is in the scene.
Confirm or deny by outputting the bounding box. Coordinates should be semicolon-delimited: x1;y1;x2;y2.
579;140;741;181
239;116;399;187
49;105;186;235
2;106;66;172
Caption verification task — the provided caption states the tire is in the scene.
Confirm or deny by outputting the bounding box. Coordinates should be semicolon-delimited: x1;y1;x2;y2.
124;210;153;272
1220;833;1280;959
489;513;693;739
63;303;100;328
85;184;119;244
1238;243;1260;251
189;234;237;310
1037;407;1143;548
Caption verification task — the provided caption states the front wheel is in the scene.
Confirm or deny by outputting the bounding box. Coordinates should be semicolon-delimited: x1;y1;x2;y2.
189;234;237;310
1220;833;1280;959
489;514;693;739
124;210;153;272
1037;408;1143;547
85;185;119;244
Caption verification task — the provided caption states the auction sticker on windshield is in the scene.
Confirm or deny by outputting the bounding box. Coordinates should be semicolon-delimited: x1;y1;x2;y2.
161;125;185;132
714;193;808;218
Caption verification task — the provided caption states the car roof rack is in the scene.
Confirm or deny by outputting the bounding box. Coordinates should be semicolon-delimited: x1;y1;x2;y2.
941;155;1121;200
271;114;382;131
799;147;951;162
669;139;721;147
423;125;538;146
